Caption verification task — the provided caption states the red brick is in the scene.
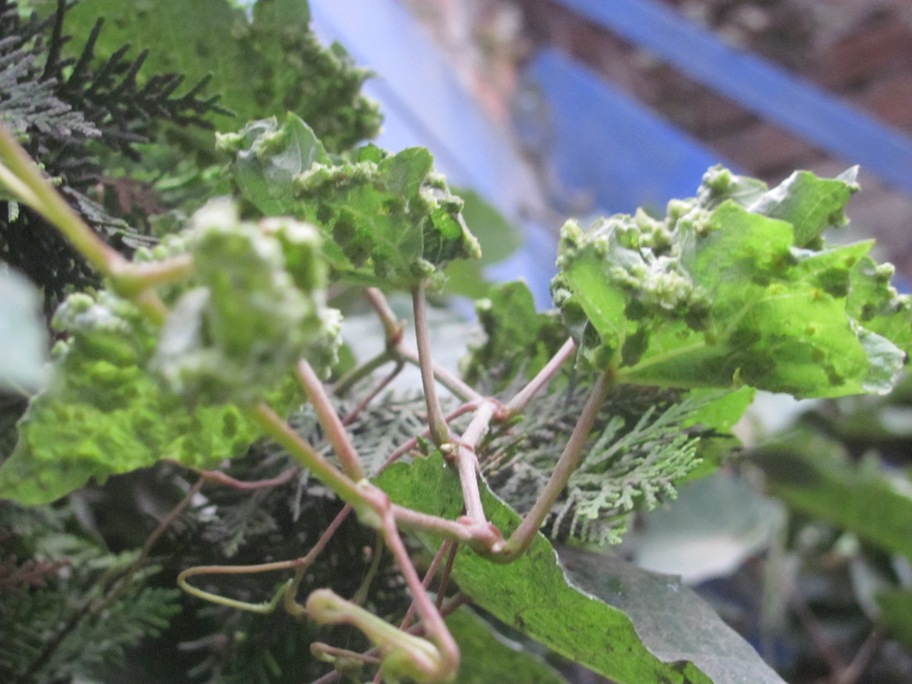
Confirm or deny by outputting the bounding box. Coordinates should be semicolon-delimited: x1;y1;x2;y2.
858;73;912;132
812;19;912;89
709;121;820;177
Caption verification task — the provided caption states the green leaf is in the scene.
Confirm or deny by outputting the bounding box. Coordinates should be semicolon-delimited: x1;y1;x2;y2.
376;454;714;684
153;201;340;404
0;290;264;505
223;115;481;289
554;167;910;398
876;589;912;649
446;607;567;684
557;545;786;684
0;201;339;505
749;431;912;559
0;269;49;393
744;167;859;247
461;280;567;392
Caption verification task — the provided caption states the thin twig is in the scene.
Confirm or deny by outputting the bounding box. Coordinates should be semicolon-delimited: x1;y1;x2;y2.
364;286;404;346
332;348;396;397
789;586;847;674
505;337;576;415
296;359;366;481
398;346;484;404
342;359;406;426
311;594;469;684
0;122;172;323
0;122;126;278
376;402;479;477
436;541;459;611
193;465;299;490
453;401;497;523
411;285;451;446
248;403;364;509
834;627;884;684
399;539;455;632
502;369;613;560
379;511;460;679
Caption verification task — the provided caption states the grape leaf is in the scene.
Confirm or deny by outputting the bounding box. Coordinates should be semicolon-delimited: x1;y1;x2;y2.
152;201;340;404
446;608;567;684
557;545;786;684
0;202;339;505
0;290;264;505
376;454;714;684
221;114;481;289
553;167;910;398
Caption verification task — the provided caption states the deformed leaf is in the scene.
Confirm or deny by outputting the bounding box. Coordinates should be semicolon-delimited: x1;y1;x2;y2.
744;167;858;247
376;454;715;684
553;166;910;398
222;115;481;289
0;201;339;505
0;291;266;505
152;201;340;404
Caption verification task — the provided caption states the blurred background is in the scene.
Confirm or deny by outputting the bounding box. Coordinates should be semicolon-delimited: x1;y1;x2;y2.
310;0;912;303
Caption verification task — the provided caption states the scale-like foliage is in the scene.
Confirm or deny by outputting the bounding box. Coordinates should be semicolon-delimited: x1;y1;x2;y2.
0;0;225;311
0;503;180;683
483;381;749;545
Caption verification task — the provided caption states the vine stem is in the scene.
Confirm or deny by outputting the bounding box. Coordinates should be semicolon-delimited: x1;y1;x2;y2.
342;359;405;426
501;369;613;560
0;123;125;278
364;286;405;346
378;511;460;680
0;122;175;323
311;594;469;684
376;401;479;475
178;504;354;616
412;284;451;446
398;540;455;633
332;348;397;397
505;337;576;415
398;345;483;404
454;400;497;523
248;403;367;508
295;359;366;481
362;286;482;404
